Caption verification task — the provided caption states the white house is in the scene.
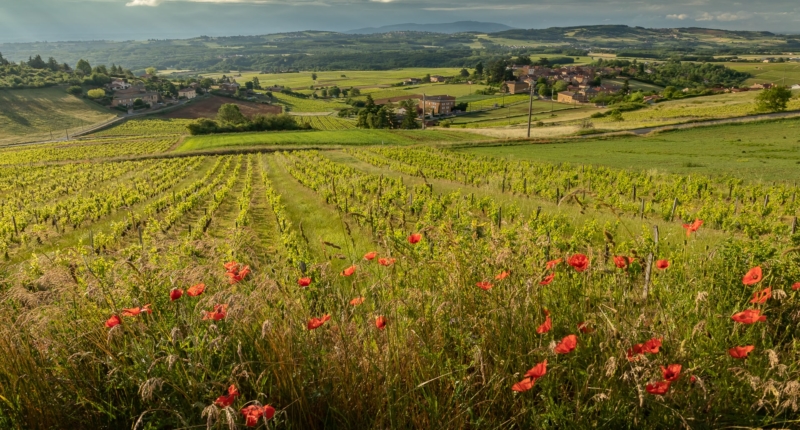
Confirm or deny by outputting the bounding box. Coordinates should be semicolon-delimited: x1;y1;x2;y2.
178;88;197;99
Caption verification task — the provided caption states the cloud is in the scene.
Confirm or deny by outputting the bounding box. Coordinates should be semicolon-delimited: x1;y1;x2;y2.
694;11;752;22
666;13;688;20
127;0;163;5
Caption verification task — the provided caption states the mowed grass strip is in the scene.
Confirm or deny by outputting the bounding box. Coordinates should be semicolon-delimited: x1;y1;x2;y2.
177;129;490;151
458;117;800;182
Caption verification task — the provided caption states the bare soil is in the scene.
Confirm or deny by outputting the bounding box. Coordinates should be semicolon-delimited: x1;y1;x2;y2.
163;96;282;119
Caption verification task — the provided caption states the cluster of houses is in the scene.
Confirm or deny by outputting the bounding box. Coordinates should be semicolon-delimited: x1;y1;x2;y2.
501;65;625;105
106;77;198;109
402;75;453;86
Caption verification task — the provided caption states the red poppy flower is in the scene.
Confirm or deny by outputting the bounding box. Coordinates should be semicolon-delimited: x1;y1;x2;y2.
682;219;704;237
240;404;276;427
307;314;331;330
495;271;510;280
642;337;662;354
661;364;682;382
613;256;634;269
750;287;771;304
375;316;387;330
226;266;250;284
690;375;697;384
105;315;121;328
297;277;311;287
646;381;671;395
203;304;227;321
122;304;152;317
224;261;240;272
511;377;535;393
536;313;552;334
626;344;644;362
170;288;183;301
577;322;594;334
187;283;205;297
546;258;563;270
341;265;356;277
656;260;670;270
539;273;555;286
215;385;240;408
567;254;589;272
525;360;547;379
350;297;365;306
793;282;800;290
408;233;422;244
378;258;396;266
364;251;378;261
731;309;767;324
554;334;578;354
728;345;755;359
742;266;763;285
476;281;493;291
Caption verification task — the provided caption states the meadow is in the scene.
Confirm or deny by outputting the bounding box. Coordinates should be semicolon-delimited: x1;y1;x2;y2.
204;68;468;90
2;79;800;430
0;87;117;145
725;61;800;86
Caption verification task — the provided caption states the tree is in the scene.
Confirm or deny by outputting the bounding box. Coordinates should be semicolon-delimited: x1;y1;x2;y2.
537;83;550;97
27;55;46;69
330;87;341;98
0;52;8;66
475;62;484;78
252;77;261;89
87;89;105;99
133;98;146;108
145;67;157;76
321;89;328;98
311;73;318;82
200;78;214;89
217;103;248;124
245;81;254;90
621;79;630;95
552;81;569;93
459;68;470;78
93;65;108;75
76;59;92;76
755;86;793;112
662;86;678;99
66;86;83;96
350;88;361;96
400;99;419;129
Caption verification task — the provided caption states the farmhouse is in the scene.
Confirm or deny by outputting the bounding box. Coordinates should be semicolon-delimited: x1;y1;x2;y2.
178;88;197;99
557;91;591;104
219;82;240;93
111;88;160;107
429;75;447;83
503;81;530;94
403;78;421;85
109;79;131;91
420;95;456;116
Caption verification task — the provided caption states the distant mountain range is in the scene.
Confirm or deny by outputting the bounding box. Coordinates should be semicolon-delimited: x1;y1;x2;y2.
346;21;514;35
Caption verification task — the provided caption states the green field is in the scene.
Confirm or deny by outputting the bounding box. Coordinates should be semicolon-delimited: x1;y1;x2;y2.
178;128;489;151
204;68;467;90
725;61;800;86
0;87;117;145
459;117;800;182
602;78;664;92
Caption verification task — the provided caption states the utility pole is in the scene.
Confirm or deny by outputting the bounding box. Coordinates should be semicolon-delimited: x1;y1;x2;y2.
527;82;534;138
421;94;426;130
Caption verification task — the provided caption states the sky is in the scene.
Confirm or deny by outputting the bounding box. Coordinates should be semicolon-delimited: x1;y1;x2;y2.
1;0;799;43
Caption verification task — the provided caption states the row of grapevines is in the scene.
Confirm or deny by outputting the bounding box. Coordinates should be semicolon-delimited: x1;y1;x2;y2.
188;155;244;240
260;155;311;266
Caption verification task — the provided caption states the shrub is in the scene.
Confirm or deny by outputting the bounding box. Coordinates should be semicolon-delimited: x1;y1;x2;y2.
86;88;105;99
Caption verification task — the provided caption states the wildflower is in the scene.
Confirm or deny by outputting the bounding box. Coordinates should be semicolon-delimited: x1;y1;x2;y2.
646;381;671;395
105;315;121;328
546;258;563;270
729;345;755;359
613;256;634;269
793;282;800;291
408;233;422;244
378;258;396;266
539;273;555;285
203;304;227;321
661;364;682;382
224;261;240;272
568;254;589;272
364;251;377;261
512;360;547;393
577;322;594;334
642;337;662;354
240;404;276;427
375;316;387;330
750;287;772;304
731;309;766;324
690;375;697;384
536;310;552;334
298;277;312;287
495;271;510;280
682;219;703;237
350;297;365;306
626;344;644;362
122;304;152;317
170;288;183;301
656;260;670;270
307;314;331;330
476;281;493;291
187;283;206;297
226;266;250;284
554;334;578;354
742;267;763;286
215;385;239;408
341;265;356;277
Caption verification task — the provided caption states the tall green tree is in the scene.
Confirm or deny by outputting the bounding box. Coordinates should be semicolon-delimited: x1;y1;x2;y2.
145;67;157;76
755;86;793;112
0;52;8;66
217;103;248;124
400;99;419;129
311;73;318;82
76;59;92;75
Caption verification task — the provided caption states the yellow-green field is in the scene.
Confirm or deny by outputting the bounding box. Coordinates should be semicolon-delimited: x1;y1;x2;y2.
203;68;467;90
0;87;117;145
725;61;800;86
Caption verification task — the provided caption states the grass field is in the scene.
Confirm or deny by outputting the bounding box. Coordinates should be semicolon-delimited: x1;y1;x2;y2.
203;68;467;90
459;117;800;182
177;129;489;151
0;87;117;145
268;92;348;113
602;78;664;92
725;61;800;86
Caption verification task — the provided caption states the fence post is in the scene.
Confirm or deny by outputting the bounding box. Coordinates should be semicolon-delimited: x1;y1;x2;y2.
643;225;659;300
669;198;678;222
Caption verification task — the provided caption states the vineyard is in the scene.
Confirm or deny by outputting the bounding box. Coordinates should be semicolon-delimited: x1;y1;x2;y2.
295;115;356;131
0;120;799;429
93;118;194;137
